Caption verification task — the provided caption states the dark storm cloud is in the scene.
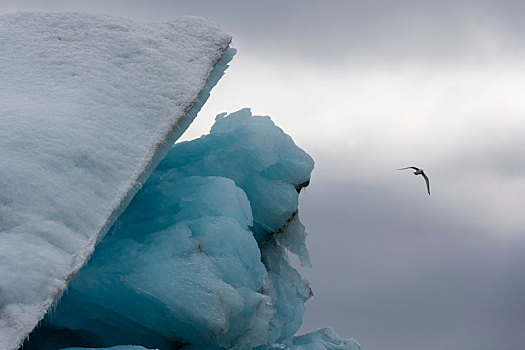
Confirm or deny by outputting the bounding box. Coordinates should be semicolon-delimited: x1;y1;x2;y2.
298;179;525;350
3;0;525;63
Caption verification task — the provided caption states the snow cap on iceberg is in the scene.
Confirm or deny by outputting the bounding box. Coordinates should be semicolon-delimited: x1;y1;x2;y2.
0;12;232;350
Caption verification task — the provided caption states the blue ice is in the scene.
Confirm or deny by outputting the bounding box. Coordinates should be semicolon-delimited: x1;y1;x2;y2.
27;109;357;349
259;328;361;350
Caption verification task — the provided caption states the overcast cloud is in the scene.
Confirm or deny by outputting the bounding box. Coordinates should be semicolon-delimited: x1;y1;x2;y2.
4;0;525;63
297;176;525;349
2;2;525;349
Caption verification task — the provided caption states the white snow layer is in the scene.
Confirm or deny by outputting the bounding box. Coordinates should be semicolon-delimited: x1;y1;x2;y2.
0;12;232;349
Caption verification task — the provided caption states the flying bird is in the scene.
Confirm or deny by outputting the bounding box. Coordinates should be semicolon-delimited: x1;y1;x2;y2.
398;167;430;195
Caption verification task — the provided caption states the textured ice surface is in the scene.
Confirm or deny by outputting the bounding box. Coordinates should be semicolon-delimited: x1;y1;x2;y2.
126;108;316;342
261;328;361;350
28;109;319;349
0;13;232;350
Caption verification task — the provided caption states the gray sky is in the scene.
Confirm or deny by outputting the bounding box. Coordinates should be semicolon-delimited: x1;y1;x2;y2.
3;1;525;349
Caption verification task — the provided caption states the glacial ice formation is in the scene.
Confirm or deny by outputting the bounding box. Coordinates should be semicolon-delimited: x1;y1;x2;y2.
25;110;360;350
0;13;231;350
27;109;310;349
61;327;363;350
2;12;360;350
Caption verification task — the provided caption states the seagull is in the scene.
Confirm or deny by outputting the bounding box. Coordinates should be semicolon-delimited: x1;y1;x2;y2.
398;166;430;195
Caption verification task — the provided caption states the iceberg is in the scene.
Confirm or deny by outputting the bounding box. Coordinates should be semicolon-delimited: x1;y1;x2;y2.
1;12;359;350
24;109;359;350
0;13;232;349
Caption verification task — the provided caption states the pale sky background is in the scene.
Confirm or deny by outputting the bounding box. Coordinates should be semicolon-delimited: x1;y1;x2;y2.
3;1;525;350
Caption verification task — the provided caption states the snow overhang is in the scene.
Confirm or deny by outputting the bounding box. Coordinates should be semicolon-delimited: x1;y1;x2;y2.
0;13;233;349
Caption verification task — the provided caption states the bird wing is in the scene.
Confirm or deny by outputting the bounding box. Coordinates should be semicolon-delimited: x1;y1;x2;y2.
421;172;431;195
397;167;419;171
